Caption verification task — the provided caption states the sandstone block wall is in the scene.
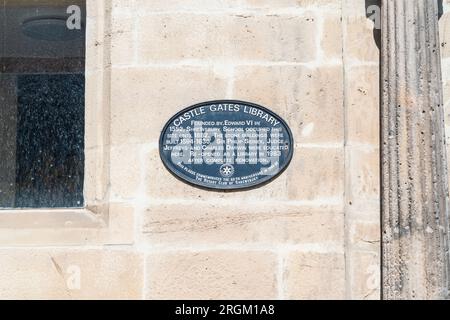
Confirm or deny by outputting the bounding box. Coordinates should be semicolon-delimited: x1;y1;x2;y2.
0;0;448;300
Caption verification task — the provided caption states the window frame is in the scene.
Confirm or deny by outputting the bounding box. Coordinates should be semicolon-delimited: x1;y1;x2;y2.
0;0;130;246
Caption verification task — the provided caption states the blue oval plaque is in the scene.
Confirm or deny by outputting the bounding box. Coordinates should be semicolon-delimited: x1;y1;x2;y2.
159;100;294;190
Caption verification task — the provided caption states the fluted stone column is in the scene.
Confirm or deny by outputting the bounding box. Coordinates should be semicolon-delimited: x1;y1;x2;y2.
381;0;450;299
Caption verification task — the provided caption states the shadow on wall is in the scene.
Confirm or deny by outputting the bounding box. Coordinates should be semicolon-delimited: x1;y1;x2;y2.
364;0;444;50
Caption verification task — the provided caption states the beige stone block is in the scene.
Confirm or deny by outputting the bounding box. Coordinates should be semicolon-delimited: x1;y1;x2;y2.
346;147;380;215
346;66;380;145
110;144;141;199
85;15;102;73
286;67;344;143
350;251;380;300
0;203;134;247
146;251;277;300
228;14;317;62
244;0;340;8
342;0;369;18
443;58;450;82
349;220;380;251
108;203;136;245
284;252;345;299
134;0;241;12
345;16;379;62
110;67;228;145
135;0;339;11
110;16;135;66
0;250;143;300
322;15;343;59
286;147;345;201
440;12;450;59
234;65;344;144
444;64;450;111
112;0;134;12
137;14;317;63
141;204;344;246
136;14;228;63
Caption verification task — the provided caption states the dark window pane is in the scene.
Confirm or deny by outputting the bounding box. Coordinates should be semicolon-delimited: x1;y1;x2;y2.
0;0;86;208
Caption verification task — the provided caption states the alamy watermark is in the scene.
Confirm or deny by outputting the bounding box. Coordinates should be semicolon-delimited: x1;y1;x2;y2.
66;5;82;30
367;5;381;30
66;265;81;291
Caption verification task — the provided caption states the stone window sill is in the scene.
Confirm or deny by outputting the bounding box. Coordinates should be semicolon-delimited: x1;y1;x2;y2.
0;204;134;247
0;208;106;229
0;1;131;247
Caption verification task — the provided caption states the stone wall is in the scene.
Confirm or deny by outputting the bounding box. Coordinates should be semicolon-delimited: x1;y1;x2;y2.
1;0;447;300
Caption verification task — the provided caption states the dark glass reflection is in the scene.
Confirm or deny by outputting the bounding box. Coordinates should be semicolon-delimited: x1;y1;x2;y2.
0;1;86;208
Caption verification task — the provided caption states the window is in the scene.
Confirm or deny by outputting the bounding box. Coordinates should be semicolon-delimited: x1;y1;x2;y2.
0;0;86;208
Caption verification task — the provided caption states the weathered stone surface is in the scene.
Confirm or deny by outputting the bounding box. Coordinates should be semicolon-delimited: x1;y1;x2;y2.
322;15;344;59
145;251;277;300
342;0;368;18
110;144;141;200
350;251;381;300
141;204;344;247
137;14;317;63
0;250;143;299
283;252;345;299
440;10;450;59
346;66;380;146
133;0;241;11
381;0;450;300
234;65;344;145
110;67;228;145
110;16;135;66
286;147;345;202
133;0;339;11
345;16;379;62
346;147;380;215
349;220;380;251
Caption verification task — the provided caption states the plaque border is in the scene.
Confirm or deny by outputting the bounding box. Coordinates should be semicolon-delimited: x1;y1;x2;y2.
159;100;295;191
